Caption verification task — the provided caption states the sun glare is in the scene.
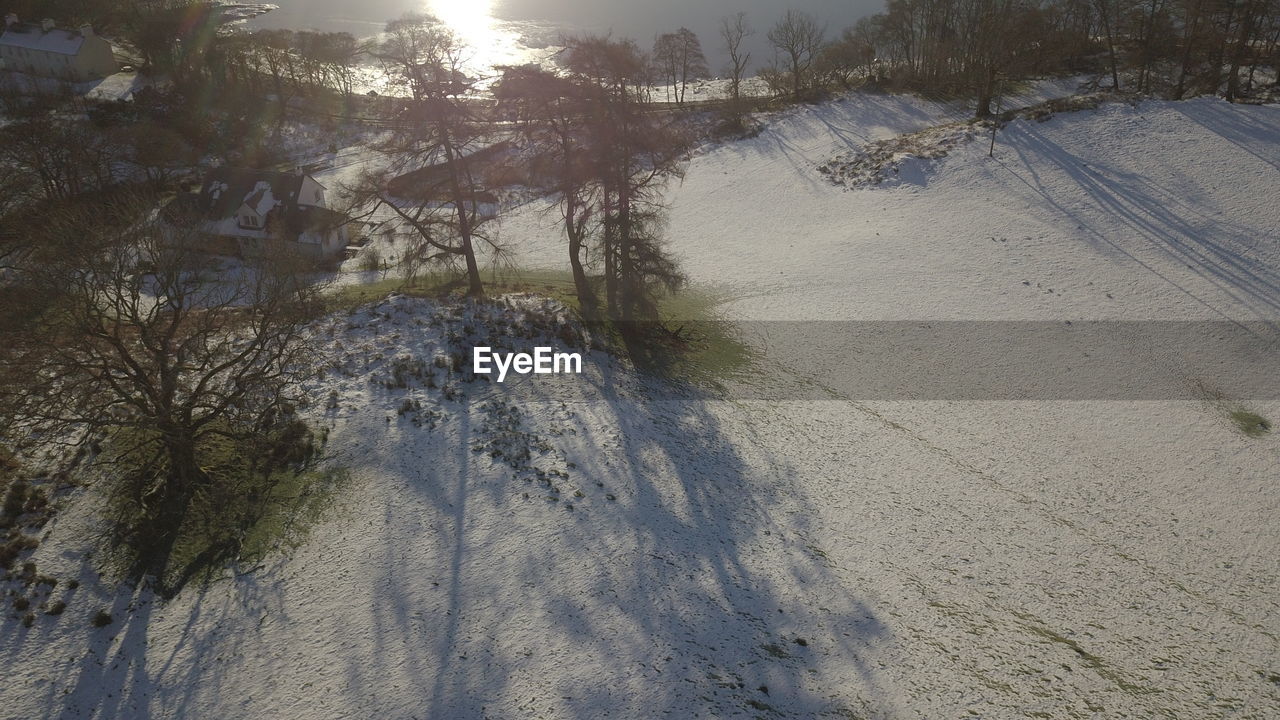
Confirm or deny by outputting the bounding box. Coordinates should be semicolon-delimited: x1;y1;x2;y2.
425;0;523;77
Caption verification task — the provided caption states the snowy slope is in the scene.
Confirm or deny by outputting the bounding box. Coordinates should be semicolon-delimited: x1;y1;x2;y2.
685;96;1279;321
4;91;1279;719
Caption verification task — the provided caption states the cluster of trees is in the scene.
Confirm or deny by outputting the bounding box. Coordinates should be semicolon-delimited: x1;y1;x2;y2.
0;109;201;208
505;36;689;324
647;2;1280;112
842;0;1280;108
652;28;710;105
0;12;695;590
21;1;365;113
122;4;365;113
349;15;689;326
174;26;364;113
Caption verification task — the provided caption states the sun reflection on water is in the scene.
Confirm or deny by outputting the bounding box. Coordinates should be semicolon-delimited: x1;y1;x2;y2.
424;0;533;79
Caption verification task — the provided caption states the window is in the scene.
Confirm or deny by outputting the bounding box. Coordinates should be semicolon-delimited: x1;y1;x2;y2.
241;215;258;228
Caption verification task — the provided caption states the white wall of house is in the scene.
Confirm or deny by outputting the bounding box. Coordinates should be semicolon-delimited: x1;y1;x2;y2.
72;29;115;79
237;205;263;229
0;18;117;82
298;177;327;208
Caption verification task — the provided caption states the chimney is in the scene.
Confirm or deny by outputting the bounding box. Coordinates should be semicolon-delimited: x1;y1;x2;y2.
79;24;93;37
4;14;18;27
41;18;54;32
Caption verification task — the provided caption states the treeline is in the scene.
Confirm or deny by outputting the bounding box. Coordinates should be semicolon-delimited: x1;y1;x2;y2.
10;1;366;105
125;3;365;106
844;0;1280;107
560;0;1280;115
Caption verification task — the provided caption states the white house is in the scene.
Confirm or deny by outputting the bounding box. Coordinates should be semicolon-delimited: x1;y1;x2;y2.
0;15;117;81
168;168;349;261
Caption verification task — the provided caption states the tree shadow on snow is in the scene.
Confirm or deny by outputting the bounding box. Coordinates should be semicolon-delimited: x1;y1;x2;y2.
16;317;898;718
996;120;1280;318
363;355;902;719
286;325;903;719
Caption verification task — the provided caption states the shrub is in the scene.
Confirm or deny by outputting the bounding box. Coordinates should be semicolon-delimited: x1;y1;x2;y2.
91;609;112;627
13;596;30;611
0;535;39;571
46;600;66;615
358;246;382;273
2;479;28;518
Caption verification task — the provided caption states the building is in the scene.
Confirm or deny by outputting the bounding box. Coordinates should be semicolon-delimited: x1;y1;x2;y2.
386;140;511;210
169;168;350;261
0;15;117;81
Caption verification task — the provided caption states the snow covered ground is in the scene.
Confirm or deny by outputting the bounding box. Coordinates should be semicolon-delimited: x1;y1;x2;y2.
4;89;1279;719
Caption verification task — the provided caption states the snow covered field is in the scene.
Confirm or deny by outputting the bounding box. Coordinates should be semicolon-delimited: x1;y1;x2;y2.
4;90;1279;719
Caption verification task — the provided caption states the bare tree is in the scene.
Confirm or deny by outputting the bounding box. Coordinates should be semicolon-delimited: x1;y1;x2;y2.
494;65;601;319
720;12;755;102
1094;0;1123;90
0;193;325;593
358;13;494;296
767;10;827;101
652;28;710;105
0;117;116;202
110;122;199;189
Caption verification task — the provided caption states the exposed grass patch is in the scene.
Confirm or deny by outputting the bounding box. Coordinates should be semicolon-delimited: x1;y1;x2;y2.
1230;410;1271;437
1194;382;1275;440
1014;612;1160;696
101;417;350;597
632;284;758;388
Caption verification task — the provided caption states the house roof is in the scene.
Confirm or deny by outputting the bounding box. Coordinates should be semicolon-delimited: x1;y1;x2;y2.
386;141;512;202
0;24;87;55
196;168;312;219
169;168;344;243
282;205;348;237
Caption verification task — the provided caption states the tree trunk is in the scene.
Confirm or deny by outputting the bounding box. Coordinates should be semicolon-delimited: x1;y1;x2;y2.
1226;4;1257;101
975;68;995;118
1097;0;1121;90
439;126;485;297
791;50;803;101
1174;5;1202;100
567;220;596;321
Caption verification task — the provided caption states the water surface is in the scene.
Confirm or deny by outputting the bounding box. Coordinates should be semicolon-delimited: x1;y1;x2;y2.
245;0;883;73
